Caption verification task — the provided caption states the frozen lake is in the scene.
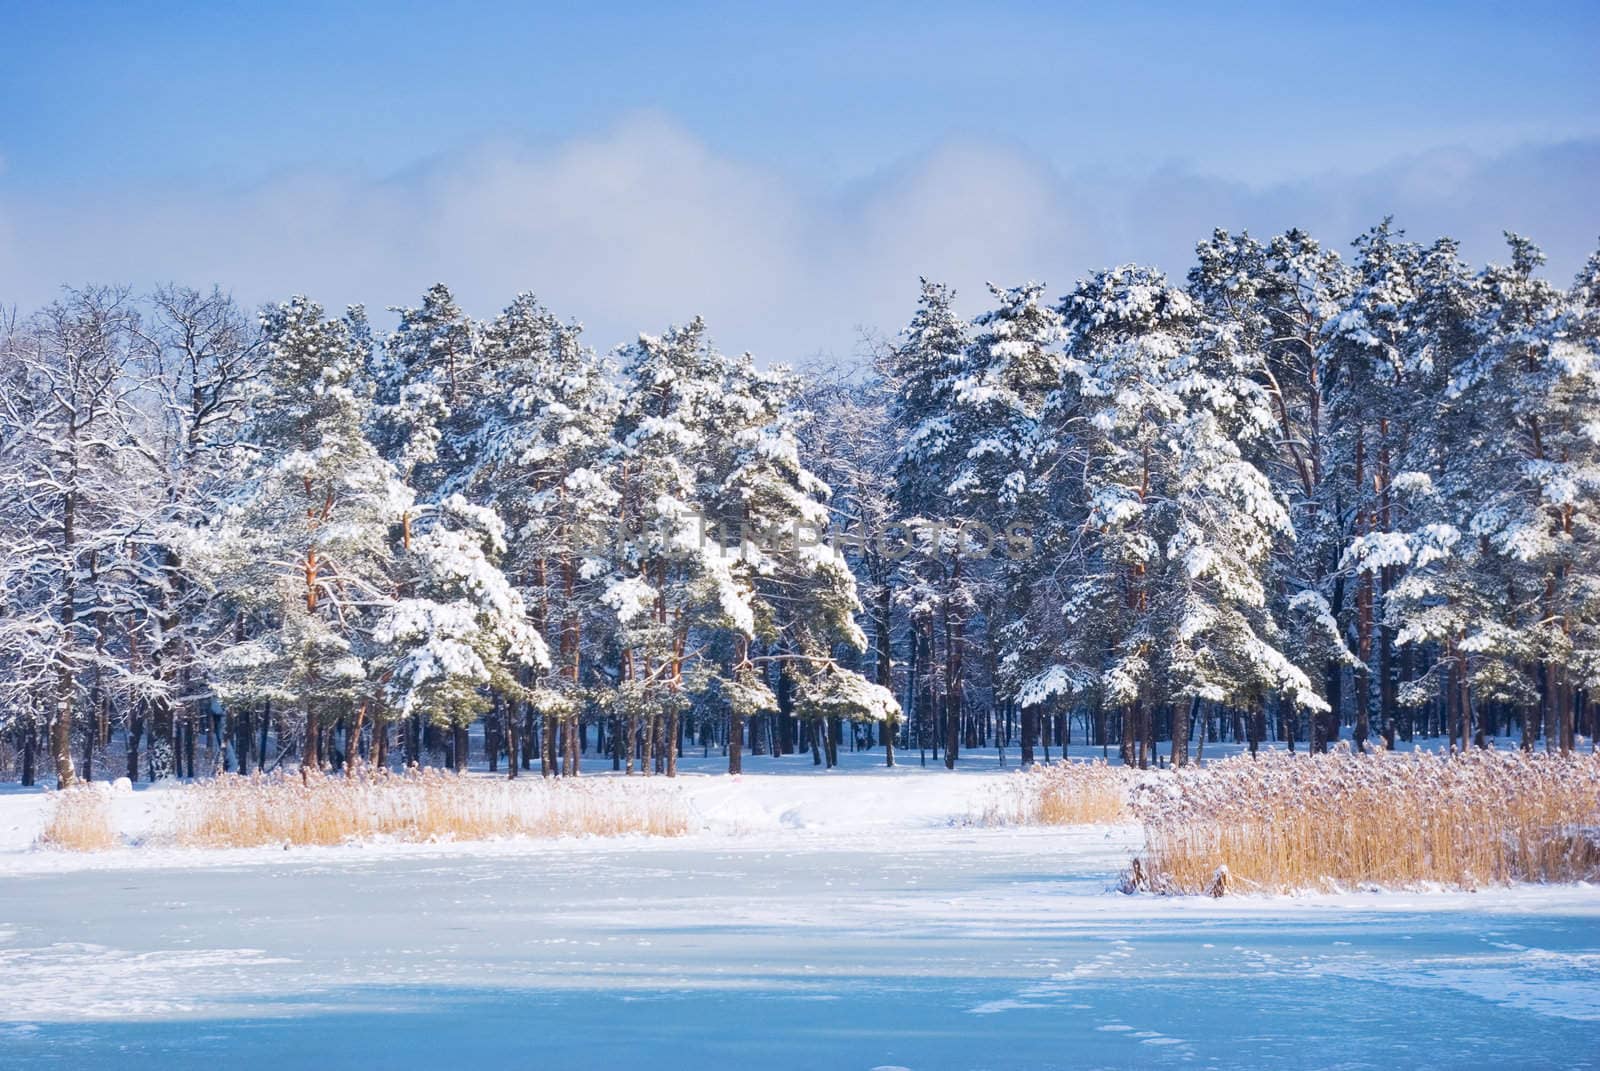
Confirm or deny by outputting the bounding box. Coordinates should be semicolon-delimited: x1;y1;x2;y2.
3;765;1600;1069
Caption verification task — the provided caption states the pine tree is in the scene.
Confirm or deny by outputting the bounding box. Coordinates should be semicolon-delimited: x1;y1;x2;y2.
1371;234;1600;753
209;297;410;770
1189;228;1358;751
373;494;549;764
709;354;896;771
372;283;479;498
468;296;619;775
1055;265;1323;767
946;282;1064;766
884;280;978;766
797;372;903;764
606;319;737;774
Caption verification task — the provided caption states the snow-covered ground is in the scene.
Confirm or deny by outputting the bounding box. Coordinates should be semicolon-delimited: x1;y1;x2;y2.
3;753;1599;1069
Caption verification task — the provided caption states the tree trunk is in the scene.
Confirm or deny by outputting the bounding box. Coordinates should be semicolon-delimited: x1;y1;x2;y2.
52;440;80;789
21;718;38;786
504;704;519;779
666;709;679;777
943;560;963;770
1172;696;1196;766
1353;426;1373;753
259;700;273;771
80;696;96;782
542;711;557;777
1379;568;1398;747
302;707;320;769
915;619;935;766
52;662;77;787
728;708;744;775
127;701;144;782
876;576;895;766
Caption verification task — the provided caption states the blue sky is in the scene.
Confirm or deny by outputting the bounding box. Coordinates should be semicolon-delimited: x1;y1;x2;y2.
3;1;1598;360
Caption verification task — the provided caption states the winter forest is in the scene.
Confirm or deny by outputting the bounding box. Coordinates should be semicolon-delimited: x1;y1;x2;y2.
5;221;1599;788
12;3;1600;1063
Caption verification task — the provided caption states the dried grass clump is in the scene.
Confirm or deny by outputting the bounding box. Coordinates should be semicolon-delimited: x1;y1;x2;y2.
974;761;1135;826
168;767;689;848
37;786;118;851
1126;748;1600;895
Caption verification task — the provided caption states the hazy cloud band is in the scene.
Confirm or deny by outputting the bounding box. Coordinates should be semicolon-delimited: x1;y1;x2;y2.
2;115;1596;362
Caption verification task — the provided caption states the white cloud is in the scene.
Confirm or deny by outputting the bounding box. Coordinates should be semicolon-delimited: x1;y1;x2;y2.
1;116;1596;363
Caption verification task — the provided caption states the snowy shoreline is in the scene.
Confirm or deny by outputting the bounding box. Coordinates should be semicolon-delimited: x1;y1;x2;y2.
5;759;1600;1069
4;751;1598;905
0;761;1048;872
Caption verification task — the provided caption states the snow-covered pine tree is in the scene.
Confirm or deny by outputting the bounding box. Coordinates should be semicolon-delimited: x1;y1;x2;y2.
946;282;1064;766
795;370;903;764
362;286;557;771
606;320;893;774
468;295;620;775
372;283;479;501
883;280;973;765
1314;222;1429;751
1555;244;1600;745
707;354;897;771
606;319;734;774
889;280;968;510
1189;229;1358;752
1055;265;1323;767
1369;234;1600;753
1049;266;1187;766
1472;235;1600;752
373;493;549;768
208;297;411;770
1342;232;1510;753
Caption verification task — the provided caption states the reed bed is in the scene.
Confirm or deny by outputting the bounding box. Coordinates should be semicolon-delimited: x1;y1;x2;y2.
1126;748;1600;895
37;785;118;851
168;767;690;848
973;760;1135;826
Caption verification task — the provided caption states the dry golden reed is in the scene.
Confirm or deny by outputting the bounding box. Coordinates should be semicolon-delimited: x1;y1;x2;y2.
1127;748;1600;895
37;786;118;851
974;760;1135;826
169;767;690;848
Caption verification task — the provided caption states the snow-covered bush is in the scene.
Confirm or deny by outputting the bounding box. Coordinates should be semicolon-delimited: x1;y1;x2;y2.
36;785;117;851
973;760;1136;826
1126;748;1600;894
167;768;689;847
